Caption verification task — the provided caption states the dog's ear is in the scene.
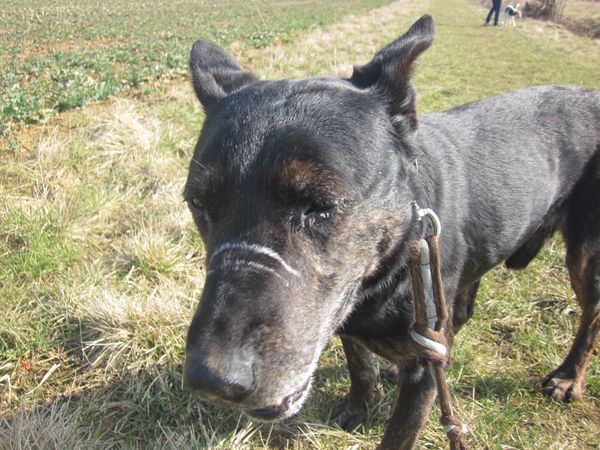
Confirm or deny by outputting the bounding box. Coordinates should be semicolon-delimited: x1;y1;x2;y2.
190;40;258;110
350;14;434;132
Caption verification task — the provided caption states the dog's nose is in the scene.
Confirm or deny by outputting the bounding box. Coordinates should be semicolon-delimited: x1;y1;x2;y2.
184;353;255;403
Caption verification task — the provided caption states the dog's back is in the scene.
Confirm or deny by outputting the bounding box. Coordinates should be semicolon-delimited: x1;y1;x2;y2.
505;5;519;16
415;86;600;408
416;85;600;278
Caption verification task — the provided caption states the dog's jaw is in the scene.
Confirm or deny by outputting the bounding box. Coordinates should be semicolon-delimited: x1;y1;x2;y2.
246;339;325;420
281;377;313;418
247;377;313;420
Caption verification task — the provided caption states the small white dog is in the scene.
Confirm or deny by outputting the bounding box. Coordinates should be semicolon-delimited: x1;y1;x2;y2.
504;3;522;26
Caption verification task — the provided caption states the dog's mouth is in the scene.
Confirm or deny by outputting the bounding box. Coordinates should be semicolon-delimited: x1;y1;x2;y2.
247;377;312;421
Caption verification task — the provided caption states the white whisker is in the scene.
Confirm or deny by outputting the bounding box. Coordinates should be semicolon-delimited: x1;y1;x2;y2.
210;242;301;277
207;259;289;284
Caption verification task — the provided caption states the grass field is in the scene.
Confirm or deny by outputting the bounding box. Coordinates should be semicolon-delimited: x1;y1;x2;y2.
1;0;600;448
0;0;393;136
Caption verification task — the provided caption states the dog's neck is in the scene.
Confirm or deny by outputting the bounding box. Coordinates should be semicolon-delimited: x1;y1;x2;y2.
339;133;437;339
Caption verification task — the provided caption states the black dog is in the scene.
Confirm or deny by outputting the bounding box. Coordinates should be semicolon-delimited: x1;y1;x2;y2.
183;15;600;449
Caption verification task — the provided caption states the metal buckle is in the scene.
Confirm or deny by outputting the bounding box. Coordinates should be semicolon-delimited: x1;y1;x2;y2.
411;201;441;237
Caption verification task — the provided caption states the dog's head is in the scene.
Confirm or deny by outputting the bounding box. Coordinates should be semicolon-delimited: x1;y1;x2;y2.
184;15;434;420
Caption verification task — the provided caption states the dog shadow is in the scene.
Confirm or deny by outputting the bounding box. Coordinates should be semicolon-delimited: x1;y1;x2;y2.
1;319;362;449
452;369;550;404
0;363;361;448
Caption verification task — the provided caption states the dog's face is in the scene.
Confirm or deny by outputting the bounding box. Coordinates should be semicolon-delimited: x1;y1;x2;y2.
184;15;434;419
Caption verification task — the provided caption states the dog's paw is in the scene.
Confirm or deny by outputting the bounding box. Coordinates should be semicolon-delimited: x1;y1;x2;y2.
330;397;370;431
542;371;584;402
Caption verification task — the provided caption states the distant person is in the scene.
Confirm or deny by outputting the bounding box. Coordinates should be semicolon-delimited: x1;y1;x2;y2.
485;0;503;26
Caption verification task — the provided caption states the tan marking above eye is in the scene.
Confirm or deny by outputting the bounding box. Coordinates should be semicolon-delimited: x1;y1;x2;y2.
279;159;345;197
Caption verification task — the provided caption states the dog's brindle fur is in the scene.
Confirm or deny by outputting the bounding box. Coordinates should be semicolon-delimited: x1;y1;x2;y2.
183;15;600;449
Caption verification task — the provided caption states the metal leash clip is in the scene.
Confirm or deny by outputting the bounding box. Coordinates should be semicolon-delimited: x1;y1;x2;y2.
411;200;442;237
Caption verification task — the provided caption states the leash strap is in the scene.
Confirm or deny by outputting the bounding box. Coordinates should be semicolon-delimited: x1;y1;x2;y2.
409;204;470;450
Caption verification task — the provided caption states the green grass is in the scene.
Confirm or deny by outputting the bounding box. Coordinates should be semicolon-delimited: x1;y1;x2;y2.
1;0;599;448
0;0;394;136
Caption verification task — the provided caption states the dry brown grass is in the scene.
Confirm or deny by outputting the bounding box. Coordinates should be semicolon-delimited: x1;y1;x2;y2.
561;0;600;38
235;0;429;80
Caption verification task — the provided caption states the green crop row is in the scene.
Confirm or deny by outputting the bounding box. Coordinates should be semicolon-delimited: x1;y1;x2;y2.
0;0;394;136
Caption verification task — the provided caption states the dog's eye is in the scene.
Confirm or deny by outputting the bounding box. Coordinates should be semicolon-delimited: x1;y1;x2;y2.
289;202;337;232
188;197;206;212
304;204;335;220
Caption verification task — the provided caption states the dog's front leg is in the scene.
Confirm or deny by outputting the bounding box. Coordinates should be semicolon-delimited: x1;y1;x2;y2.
378;360;437;450
332;335;378;430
